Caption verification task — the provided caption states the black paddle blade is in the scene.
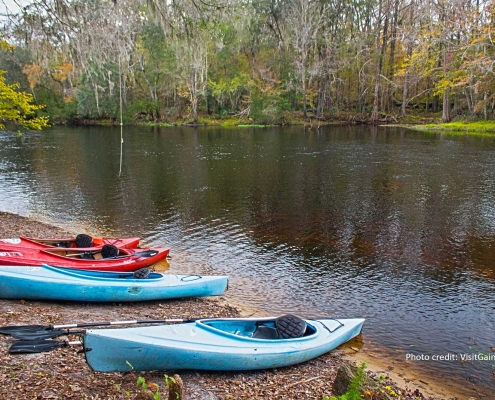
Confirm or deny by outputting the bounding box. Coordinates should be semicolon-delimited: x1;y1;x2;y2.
9;340;67;354
135;250;158;257
0;325;49;336
11;329;69;341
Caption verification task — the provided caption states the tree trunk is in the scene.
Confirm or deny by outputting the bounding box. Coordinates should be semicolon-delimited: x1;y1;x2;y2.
465;90;473;114
192;70;198;124
432;95;439;112
371;0;384;123
401;1;415;117
316;46;329;118
484;91;487;120
302;64;307;118
442;87;451;122
386;0;399;113
94;83;100;116
401;78;408;117
316;73;328;118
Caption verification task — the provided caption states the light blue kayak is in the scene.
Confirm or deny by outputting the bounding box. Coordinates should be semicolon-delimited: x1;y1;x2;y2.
0;265;228;302
83;316;365;372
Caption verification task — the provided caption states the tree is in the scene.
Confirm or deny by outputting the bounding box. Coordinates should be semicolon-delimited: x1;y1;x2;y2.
0;70;49;130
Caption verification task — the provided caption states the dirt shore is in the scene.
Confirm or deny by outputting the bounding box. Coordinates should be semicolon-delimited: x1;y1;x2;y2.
0;212;455;399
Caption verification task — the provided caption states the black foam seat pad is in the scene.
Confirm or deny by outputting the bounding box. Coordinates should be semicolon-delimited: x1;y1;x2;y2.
75;234;93;248
275;314;307;339
133;267;151;279
101;244;119;258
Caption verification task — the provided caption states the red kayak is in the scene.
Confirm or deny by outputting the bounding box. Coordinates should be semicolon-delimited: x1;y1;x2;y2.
0;244;169;272
0;234;140;250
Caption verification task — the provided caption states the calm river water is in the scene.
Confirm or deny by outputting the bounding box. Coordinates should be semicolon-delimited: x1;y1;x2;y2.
1;125;494;394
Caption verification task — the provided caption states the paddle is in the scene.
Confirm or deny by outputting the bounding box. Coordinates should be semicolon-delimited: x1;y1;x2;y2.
63;249;158;259
0;318;198;340
9;339;81;354
104;250;159;260
7;315;315;354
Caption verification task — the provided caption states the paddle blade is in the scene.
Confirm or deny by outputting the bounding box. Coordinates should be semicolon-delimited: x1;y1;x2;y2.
135;250;158;257
9;340;67;354
11;329;69;341
0;325;49;336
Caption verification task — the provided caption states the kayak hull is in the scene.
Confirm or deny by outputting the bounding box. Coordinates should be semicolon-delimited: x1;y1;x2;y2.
0;265;227;302
0;245;169;272
84;317;364;372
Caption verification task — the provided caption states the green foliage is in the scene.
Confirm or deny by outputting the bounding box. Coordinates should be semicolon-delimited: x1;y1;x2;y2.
140;24;166;52
249;89;290;124
136;376;147;392
5;0;495;124
74;61;120;119
237;124;275;128
0;71;49;130
0;42;30;90
208;73;252;114
0;41;15;52
163;374;176;387
35;86;77;121
409;121;495;133
111;381;130;397
322;363;367;400
142;121;174;127
125;100;162;122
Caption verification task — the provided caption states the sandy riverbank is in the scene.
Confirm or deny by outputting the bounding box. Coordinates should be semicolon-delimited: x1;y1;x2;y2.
0;211;467;399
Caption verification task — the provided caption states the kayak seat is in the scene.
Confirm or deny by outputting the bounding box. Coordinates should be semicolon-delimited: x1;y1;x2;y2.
252;315;307;340
252;325;279;339
275;315;307;339
76;234;93;248
101;244;119;259
133;268;151;279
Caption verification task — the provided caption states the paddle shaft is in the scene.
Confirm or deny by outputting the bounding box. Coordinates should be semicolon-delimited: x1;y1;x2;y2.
52;318;194;329
1;316;337;334
61;250;156;259
0;318;199;338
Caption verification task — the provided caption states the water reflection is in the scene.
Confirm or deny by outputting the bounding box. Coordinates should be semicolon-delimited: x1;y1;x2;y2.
0;125;494;392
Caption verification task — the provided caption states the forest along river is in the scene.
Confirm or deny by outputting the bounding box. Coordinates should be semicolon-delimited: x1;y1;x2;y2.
0;125;494;395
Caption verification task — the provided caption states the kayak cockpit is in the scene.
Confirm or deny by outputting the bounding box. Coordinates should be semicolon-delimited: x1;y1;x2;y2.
22;237;76;247
41;265;161;280
18;235;141;249
21;234;94;248
42;244;125;260
199;316;318;340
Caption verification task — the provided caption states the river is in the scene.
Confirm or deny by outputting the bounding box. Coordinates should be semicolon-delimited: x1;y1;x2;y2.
0;125;494;396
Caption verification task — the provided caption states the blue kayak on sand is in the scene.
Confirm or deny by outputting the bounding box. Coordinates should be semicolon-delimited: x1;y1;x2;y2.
0;264;228;302
83;316;365;372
